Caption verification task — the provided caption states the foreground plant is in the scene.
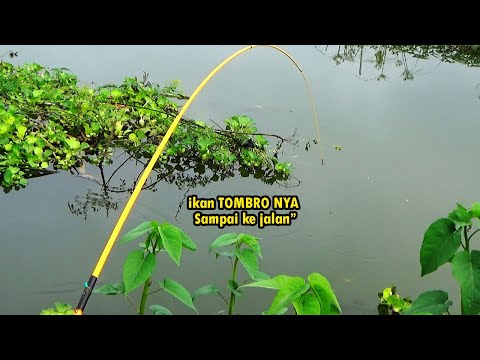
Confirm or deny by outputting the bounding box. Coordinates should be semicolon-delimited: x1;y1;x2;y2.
381;201;480;315
208;233;270;315
93;221;208;315
377;286;412;315
242;273;341;315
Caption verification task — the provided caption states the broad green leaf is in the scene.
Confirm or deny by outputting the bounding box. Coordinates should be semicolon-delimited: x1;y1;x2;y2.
235;248;258;279
238;234;262;258
471;202;480;218
150;305;173;315
293;293;321;315
209;233;238;253
94;282;125;295
242;275;310;315
451;251;480;315
448;205;472;227
308;273;342;315
265;283;310;315
159;278;197;313
160;224;183;266
177;227;197;251
192;285;220;301
120;221;155;244
123;250;156;294
420;218;462;276
227;280;243;296
401;290;452;315
253;271;271;281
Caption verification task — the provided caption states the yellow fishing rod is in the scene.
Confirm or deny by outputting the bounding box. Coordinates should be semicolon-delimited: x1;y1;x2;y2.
74;45;322;315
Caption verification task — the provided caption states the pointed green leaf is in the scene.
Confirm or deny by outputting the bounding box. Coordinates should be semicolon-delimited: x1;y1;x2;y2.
308;273;342;315
451;250;480;315
16;125;27;140
420;218;462;276
94;282;125;295
120;221;155;244
150;305;173;315
293;293;321;315
253;271;271;281
235;248;258;279
159;224;183;266
159;278;197;313
401;290;452;315
192;285;220;301
242;275;310;315
238;234;262;258
177;227;197;251
123;250;156;294
209;233;238;253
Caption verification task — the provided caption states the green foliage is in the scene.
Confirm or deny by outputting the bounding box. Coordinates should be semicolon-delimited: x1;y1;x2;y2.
40;302;75;315
402;290;452;315
384;201;480;316
242;273;341;315
95;221;199;315
0;62;293;192
377;286;412;315
42;225;340;316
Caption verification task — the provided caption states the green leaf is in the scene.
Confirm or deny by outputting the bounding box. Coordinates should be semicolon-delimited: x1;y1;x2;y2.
402;290;452;315
227;280;243;296
55;302;72;313
192;285;220;301
253;271;271;281
123;250;156;294
238;233;262;258
308;273;342;314
451;250;480;315
293;293;321;315
150;305;173;315
420;218;462;276
159;224;183;266
215;251;236;259
471;202;480;218
120;221;155;244
159;279;197;313
235;248;258;279
242;275;310;315
177;227;197;251
448;205;472;227
209;233;238;253
16;125;27;139
94;282;125;295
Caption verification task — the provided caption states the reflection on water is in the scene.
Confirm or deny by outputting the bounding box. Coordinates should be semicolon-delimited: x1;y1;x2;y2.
1;45;480;314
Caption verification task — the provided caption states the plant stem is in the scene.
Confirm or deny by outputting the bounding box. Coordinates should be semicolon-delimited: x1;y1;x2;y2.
468;229;480;242
228;257;239;315
139;277;152;315
464;227;470;252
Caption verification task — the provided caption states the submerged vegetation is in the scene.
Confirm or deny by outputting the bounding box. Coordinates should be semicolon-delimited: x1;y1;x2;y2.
0;61;295;192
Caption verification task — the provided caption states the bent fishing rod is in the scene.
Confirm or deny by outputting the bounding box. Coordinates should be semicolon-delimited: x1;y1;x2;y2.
73;45;322;315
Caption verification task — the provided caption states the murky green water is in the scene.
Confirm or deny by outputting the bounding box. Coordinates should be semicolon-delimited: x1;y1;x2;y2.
1;45;479;314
